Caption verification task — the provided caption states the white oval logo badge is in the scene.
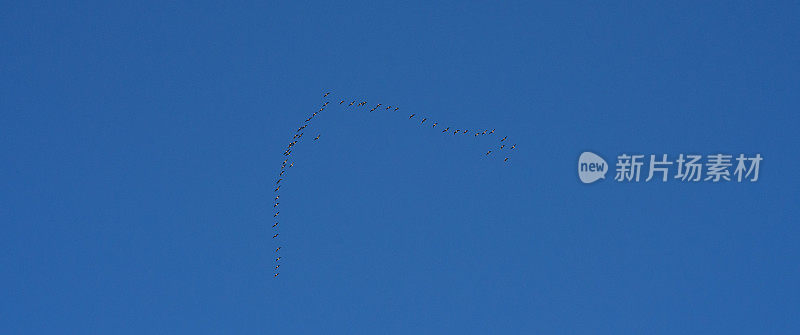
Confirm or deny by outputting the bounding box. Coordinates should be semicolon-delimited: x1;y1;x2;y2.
578;152;608;184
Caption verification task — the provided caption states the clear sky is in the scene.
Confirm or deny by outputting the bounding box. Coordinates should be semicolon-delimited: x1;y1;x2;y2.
2;1;799;333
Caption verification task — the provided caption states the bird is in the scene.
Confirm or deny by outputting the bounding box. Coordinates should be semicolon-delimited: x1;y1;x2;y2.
275;265;280;270
314;135;320;140
386;106;391;110
482;130;487;135
475;133;479;136
275;185;281;191
486;150;492;155
500;144;505;149
273;212;279;217
394;107;399;111
273;233;279;238
442;127;450;132
504;157;509;162
432;122;438;127
275;195;280;200
349;101;355;106
274;203;279;207
370;108;375;112
276;257;281;261
376;103;381;107
501;136;507;142
454;129;459;134
339;100;345;104
272;222;278;228
489;129;495;134
409;114;415;119
275;247;281;252
279;170;285;176
274;273;279;277
289;162;293;168
421;118;427;124
323;92;330;97
510;144;516;149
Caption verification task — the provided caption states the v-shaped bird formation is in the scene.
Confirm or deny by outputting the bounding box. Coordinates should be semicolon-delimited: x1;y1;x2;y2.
271;91;517;278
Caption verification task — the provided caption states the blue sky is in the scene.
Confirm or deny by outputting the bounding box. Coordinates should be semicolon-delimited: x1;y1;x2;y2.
2;1;799;333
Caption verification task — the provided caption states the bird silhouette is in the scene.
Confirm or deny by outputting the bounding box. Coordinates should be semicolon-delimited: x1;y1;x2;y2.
273;212;279;217
500;144;505;149
275;265;280;270
272;222;278;228
275;186;281;192
489;129;495;134
442;127;450;132
394;107;399;111
510;144;516;149
274;203;279;207
454;129;459;134
276;178;282;184
339;100;345;104
504;157;509;162
386;106;391;110
314;135;320;140
409;114;415;119
349;101;355;106
432;122;438;127
275;247;281;252
501;136;507;142
323;92;330;97
486;150;492;155
421;118;427;124
276;257;281;261
273;233;279;238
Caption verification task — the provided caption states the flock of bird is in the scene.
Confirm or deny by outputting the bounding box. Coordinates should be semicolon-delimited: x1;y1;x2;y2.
271;91;516;278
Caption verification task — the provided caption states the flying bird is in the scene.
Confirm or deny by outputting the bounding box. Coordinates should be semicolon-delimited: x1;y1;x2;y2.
510;144;516;149
275;247;281;252
349;101;355;106
275;265;280;270
386;106;391;110
489;129;495;134
274;203;279;207
273;233;279;238
421;118;427;124
500;144;505;149
276;257;281;261
409;114;415;119
454;129;459;134
272;222;278;228
504;157;509;162
323;92;330;97
486;150;492;155
432;122;438;127
274;273;279;277
501;136;507;142
273;212;279;217
275;186;281;192
339;100;345;104
394;107;399;111
314;135;320;140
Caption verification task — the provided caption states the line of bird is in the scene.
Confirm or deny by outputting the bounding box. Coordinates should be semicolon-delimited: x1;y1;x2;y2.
272;91;516;278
